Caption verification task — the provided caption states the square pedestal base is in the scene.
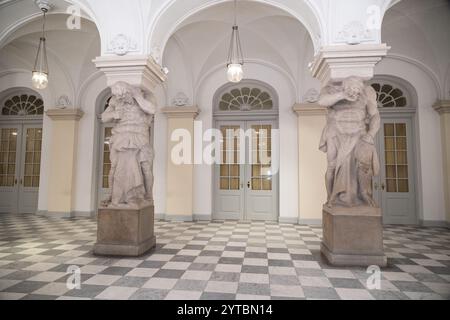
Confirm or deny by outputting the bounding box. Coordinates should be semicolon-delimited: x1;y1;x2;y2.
94;204;156;257
321;205;387;267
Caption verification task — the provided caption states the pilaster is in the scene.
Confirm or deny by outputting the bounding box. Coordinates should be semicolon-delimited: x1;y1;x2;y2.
293;103;328;224
434;100;450;223
45;108;84;216
162;106;200;221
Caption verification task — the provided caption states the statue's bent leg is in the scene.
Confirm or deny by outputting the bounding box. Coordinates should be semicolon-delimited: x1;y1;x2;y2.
102;165;116;206
326;139;338;206
357;163;376;207
141;161;153;201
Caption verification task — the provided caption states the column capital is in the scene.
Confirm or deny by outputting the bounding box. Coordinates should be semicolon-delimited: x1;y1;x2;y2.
433;100;450;115
293;103;327;116
161;106;200;119
93;54;167;90
310;44;390;84
46;108;84;121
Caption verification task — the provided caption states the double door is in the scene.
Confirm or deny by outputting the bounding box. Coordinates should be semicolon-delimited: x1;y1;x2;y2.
214;120;278;221
373;117;417;224
0;124;43;214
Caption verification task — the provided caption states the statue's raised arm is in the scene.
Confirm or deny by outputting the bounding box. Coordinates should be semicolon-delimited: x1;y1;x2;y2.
318;84;346;108
132;87;156;115
101;97;120;124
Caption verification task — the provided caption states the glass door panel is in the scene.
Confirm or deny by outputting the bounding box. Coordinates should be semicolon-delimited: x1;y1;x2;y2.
18;124;43;213
214;123;245;220
378;119;416;224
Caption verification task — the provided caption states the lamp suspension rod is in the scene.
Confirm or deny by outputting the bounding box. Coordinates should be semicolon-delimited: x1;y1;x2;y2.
41;8;48;39
234;0;237;26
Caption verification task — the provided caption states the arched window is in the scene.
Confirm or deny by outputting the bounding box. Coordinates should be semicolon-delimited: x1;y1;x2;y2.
219;87;274;111
2;94;44;116
371;83;407;108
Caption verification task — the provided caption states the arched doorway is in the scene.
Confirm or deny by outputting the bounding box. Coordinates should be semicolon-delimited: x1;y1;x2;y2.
369;77;418;225
0;88;44;214
96;90;112;206
213;80;279;221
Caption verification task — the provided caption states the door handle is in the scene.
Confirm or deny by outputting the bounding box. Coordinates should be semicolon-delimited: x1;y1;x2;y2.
14;178;17;186
381;183;385;191
19;178;23;185
247;181;251;188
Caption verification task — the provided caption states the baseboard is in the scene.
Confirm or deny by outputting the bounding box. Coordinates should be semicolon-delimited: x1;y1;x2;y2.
156;213;212;222
36;211;95;218
163;214;193;222
278;217;298;224
193;214;212;221
155;213;165;220
420;220;449;228
298;219;323;226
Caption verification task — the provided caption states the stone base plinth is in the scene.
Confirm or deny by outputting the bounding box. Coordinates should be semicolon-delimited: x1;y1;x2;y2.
94;204;156;257
321;205;387;267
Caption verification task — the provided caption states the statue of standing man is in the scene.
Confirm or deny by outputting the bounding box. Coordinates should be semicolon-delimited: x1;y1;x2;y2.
101;81;156;208
318;76;381;208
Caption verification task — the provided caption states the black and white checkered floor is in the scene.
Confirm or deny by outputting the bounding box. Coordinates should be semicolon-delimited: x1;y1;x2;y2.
0;214;449;300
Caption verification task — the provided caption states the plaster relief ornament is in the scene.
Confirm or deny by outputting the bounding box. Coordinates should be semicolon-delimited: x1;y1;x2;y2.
101;81;156;208
337;21;372;45
172;92;189;107
55;95;71;109
303;88;320;103
108;34;137;56
318;76;381;208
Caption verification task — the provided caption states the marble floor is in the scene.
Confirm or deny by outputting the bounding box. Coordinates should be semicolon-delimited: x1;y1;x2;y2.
0;214;449;300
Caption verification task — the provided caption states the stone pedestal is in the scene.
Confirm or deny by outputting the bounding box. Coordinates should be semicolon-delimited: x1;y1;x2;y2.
321;205;387;267
94;204;156;257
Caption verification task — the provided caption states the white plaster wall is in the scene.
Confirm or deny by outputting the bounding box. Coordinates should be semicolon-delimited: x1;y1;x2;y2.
375;57;446;223
73;73;107;214
153;86;168;216
194;62;298;220
163;38;194;106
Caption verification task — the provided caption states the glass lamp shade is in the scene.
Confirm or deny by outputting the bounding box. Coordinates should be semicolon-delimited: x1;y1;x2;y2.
32;71;48;90
32;36;49;90
227;63;244;83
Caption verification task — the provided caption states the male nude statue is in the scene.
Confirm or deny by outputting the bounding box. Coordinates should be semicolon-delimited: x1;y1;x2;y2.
318;76;381;208
101;81;156;207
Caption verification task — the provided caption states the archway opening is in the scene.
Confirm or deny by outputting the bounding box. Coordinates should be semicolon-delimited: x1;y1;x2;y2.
212;80;280;221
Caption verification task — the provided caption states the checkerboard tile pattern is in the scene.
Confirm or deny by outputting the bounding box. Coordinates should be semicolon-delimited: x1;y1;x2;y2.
0;214;449;300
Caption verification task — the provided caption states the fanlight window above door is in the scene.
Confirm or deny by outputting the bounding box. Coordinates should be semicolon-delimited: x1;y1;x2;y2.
2;94;44;116
371;83;407;108
219;87;274;111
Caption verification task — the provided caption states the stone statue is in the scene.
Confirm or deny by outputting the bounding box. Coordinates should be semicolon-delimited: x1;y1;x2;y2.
318;76;381;208
101;81;156;208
